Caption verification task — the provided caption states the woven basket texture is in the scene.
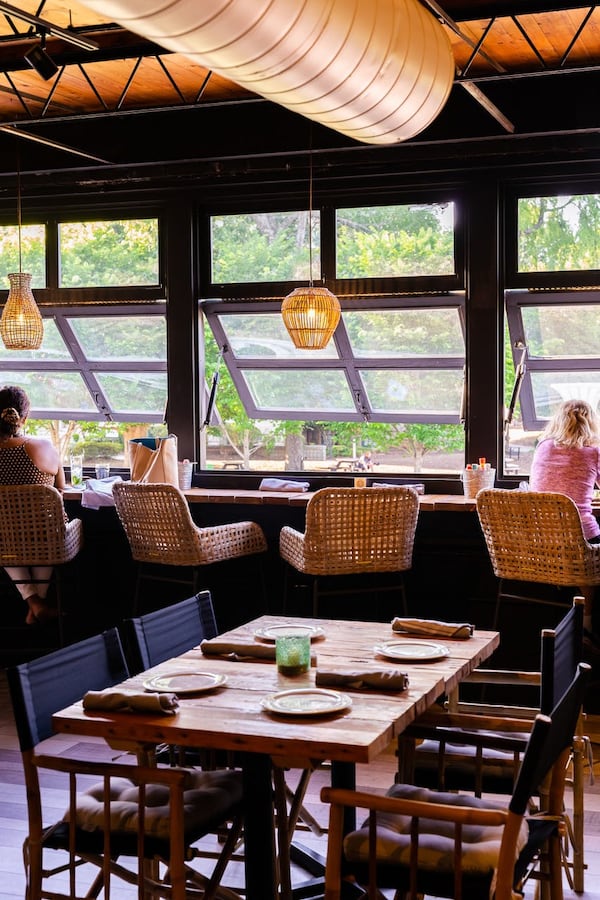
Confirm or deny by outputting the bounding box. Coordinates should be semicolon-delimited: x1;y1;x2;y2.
280;486;419;577
0;484;82;566
476;488;600;586
113;481;267;567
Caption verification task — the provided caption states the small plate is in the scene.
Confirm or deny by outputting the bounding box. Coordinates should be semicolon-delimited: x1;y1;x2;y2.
261;688;352;716
374;640;449;662
143;672;228;694
254;624;325;643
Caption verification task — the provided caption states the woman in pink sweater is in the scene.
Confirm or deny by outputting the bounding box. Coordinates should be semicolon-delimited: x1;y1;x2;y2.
530;398;600;639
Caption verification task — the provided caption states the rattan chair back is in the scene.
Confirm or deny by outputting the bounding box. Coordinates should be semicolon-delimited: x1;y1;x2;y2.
290;486;419;576
0;483;82;567
113;481;267;614
476;488;600;588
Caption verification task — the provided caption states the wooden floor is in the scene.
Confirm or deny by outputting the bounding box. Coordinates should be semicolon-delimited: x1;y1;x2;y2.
2;666;600;899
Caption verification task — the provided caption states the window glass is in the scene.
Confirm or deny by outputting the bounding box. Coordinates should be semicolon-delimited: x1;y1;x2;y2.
210;211;319;283
336;203;455;278
68;315;166;360
59;219;159;287
215;312;337;359
0;371;96;412
0;317;71;360
95;372;167;416
361;369;464;415
345;308;464;356
243;370;355;412
0;224;46;288
522;304;600;357
518;194;600;273
203;298;466;475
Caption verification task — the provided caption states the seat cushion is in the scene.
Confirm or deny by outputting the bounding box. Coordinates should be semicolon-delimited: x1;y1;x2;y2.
69;768;243;842
344;783;528;876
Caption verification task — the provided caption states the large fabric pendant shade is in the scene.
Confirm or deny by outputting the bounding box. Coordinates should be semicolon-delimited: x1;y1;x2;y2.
78;0;455;145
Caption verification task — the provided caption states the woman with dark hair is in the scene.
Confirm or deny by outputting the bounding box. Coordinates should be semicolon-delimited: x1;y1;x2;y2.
0;384;65;624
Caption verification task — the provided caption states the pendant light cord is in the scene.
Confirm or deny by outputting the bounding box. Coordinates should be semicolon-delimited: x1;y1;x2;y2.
16;155;22;273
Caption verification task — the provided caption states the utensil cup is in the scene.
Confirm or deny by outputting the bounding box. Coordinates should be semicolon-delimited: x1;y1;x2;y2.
276;629;311;676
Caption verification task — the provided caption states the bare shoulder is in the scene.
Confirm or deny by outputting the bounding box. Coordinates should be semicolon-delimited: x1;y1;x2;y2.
23;437;61;474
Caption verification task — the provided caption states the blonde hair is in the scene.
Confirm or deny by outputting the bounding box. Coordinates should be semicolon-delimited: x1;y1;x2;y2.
542;399;600;449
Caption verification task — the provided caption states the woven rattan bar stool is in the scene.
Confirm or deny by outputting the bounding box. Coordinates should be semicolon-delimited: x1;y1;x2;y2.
280;485;420;617
0;483;83;646
113;481;268;615
476;488;600;629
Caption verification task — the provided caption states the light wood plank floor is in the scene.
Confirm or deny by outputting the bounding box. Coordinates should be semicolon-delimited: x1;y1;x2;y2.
2;666;600;898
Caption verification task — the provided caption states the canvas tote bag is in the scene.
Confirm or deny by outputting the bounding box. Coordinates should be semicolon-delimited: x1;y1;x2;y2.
129;435;179;486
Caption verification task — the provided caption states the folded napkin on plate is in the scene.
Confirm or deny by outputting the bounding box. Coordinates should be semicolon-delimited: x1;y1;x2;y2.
81;476;123;510
200;639;317;665
82;688;179;714
391;617;474;639
316;668;409;691
259;478;310;492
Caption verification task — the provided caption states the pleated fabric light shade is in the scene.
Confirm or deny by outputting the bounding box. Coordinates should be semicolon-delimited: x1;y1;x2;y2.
281;286;341;350
0;273;44;350
78;0;455;145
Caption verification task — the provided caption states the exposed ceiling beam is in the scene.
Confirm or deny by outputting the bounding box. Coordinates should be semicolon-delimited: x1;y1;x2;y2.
0;1;99;51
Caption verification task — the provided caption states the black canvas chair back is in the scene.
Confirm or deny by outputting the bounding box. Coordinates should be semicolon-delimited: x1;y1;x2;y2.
122;590;218;673
322;662;591;900
8;628;129;750
540;595;584;713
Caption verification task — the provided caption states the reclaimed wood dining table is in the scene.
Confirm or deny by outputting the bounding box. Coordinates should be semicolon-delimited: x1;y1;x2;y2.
52;614;499;900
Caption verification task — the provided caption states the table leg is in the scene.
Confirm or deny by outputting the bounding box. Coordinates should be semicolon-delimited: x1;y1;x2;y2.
241;752;278;900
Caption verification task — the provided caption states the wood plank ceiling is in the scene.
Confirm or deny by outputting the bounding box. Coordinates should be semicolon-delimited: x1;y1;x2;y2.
0;0;597;196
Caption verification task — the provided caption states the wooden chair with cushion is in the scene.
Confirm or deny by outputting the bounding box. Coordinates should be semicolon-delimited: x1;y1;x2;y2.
280;486;419;616
322;661;591;900
0;483;83;646
399;596;589;892
476;488;600;629
7;627;245;900
112;480;268;615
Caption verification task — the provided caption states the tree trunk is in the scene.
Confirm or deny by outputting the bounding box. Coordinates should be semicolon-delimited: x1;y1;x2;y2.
286;433;304;471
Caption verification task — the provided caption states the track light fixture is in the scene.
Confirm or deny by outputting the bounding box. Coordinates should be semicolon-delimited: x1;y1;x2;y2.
24;32;58;81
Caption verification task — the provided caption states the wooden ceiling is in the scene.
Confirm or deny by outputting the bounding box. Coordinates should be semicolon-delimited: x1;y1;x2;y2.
0;0;598;197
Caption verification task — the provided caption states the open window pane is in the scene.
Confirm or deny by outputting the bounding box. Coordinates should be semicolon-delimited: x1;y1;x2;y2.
522;303;600;357
0;318;71;361
243;370;355;413
215;311;337;359
345;307;463;356
68;315;167;360
59;219;159;287
336;203;455;278
95;372;167;416
0;371;96;412
361;369;464;415
210;211;318;283
530;372;600;419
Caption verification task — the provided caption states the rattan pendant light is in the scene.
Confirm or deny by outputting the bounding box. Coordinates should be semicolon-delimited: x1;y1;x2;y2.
282;154;340;350
0;161;43;350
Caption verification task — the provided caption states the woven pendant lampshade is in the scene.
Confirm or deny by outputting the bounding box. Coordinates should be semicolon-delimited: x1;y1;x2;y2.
282;286;341;350
0;272;44;350
0;158;44;351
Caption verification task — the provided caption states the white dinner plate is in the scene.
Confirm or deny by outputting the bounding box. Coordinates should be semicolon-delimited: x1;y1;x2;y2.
261;688;352;716
254;624;325;643
143;671;228;694
374;640;449;662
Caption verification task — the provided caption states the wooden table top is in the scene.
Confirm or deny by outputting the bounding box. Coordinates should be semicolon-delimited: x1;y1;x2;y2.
63;485;481;511
52;616;499;765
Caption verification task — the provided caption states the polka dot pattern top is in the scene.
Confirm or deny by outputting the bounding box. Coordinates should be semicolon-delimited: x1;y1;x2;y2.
0;443;54;486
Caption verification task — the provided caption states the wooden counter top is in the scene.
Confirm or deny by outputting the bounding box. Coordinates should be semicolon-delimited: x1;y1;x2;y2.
63;485;479;511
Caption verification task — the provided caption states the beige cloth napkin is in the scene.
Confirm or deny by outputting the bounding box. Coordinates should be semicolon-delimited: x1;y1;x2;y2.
83;689;179;715
391;617;474;639
200;639;317;665
316;668;409;691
